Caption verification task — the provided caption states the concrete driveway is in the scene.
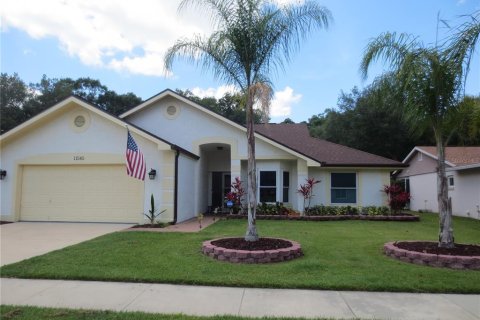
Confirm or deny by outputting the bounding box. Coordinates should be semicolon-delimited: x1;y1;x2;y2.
0;222;132;266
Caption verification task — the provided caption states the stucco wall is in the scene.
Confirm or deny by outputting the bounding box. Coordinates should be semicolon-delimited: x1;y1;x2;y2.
194;149;209;214
409;173;438;212
449;168;480;219
408;169;480;219
0;103;174;223
177;153;197;222
308;168;389;207
124;96;296;160
398;151;438;178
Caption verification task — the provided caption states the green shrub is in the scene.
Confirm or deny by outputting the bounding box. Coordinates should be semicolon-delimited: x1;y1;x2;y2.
256;202;300;216
306;205;388;216
360;206;390;216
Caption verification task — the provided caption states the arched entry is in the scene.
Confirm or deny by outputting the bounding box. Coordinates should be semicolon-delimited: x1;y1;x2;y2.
199;143;231;211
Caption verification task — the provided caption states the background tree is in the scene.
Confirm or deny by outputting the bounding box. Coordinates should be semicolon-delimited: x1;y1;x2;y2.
175;89;264;124
360;11;479;248
165;0;332;241
0;73;32;133
0;74;142;133
307;74;433;160
28;76;142;116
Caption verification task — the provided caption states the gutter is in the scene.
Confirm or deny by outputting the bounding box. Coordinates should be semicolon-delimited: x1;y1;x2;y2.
172;149;180;225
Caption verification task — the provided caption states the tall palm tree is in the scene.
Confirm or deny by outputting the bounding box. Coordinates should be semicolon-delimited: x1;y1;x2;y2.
360;12;479;248
165;0;332;241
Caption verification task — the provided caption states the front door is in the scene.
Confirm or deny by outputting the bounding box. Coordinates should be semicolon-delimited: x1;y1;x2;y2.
211;172;231;208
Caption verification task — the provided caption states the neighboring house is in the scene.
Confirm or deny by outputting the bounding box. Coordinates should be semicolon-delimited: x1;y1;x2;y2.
397;146;480;219
0;89;405;224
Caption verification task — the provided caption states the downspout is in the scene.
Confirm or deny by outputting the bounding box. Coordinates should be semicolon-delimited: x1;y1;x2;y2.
172;149;180;225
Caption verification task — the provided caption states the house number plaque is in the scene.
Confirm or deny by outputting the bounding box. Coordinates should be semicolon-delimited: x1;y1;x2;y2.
73;156;85;160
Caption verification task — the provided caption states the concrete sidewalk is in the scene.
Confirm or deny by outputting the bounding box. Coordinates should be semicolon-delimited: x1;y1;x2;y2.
1;278;479;320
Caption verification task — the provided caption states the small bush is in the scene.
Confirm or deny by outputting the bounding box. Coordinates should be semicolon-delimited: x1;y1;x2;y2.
384;184;411;214
360;206;390;216
306;205;389;216
257;202;300;216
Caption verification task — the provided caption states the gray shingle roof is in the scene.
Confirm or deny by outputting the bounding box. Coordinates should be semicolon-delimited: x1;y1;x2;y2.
254;123;405;167
417;146;480;166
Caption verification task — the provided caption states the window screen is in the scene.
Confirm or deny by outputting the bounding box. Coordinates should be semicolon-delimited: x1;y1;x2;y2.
331;173;356;203
260;171;276;202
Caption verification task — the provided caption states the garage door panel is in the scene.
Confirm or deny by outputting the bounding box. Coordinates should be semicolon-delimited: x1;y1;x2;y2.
20;165;144;223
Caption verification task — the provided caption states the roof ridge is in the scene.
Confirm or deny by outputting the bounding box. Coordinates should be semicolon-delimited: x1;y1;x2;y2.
308;135;400;162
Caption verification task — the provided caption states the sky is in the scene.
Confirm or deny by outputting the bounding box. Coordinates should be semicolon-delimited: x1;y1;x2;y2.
1;0;479;123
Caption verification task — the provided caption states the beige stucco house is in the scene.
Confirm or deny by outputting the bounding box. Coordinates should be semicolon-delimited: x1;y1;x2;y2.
0;89;405;224
397;146;480;219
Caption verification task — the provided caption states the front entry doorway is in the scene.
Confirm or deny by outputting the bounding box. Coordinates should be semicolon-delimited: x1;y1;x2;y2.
211;172;231;209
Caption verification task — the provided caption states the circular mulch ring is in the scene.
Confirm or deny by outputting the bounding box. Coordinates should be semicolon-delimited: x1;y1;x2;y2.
384;241;480;270
202;237;303;263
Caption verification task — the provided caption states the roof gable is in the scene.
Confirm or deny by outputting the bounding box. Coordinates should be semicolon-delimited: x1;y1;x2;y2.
403;146;480;167
0;96;198;159
121;89;322;166
0;97;163;148
121;90;404;168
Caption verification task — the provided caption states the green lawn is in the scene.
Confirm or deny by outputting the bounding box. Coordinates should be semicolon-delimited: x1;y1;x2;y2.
1;212;479;293
0;306;338;320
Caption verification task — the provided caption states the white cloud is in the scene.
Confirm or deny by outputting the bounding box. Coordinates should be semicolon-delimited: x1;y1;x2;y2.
270;86;302;117
1;0;309;77
189;85;301;118
0;0;210;76
191;85;238;99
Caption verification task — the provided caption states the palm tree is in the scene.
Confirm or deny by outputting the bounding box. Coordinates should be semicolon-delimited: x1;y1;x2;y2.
165;0;332;241
360;12;479;248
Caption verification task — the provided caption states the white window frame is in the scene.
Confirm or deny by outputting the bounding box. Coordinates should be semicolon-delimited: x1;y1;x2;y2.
448;175;454;189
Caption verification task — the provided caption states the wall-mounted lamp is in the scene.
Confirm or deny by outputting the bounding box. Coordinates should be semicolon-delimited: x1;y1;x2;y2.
148;169;157;180
0;170;6;180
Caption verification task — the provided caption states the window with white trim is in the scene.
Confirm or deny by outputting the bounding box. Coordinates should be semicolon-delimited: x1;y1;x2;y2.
448;175;454;189
331;173;356;204
259;171;276;203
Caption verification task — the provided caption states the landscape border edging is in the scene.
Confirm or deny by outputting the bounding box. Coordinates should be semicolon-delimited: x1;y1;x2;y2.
202;237;303;263
384;241;480;270
226;214;419;222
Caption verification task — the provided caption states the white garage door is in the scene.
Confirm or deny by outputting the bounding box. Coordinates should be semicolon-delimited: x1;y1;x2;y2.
20;165;144;223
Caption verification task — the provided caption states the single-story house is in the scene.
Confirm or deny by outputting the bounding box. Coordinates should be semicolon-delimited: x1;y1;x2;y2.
0;89;406;224
397;146;480;219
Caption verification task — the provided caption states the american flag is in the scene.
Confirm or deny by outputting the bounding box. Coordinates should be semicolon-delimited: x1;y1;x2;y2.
126;131;146;180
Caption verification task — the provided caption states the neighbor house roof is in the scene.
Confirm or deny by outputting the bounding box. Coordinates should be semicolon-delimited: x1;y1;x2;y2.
416;146;480;166
402;146;480;169
254;123;405;167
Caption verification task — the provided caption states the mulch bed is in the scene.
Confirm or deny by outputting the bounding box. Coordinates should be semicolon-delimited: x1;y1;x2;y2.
0;221;13;225
211;237;292;251
395;241;480;256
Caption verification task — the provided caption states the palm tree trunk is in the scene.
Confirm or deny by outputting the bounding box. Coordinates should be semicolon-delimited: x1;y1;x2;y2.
245;89;259;242
436;133;454;248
